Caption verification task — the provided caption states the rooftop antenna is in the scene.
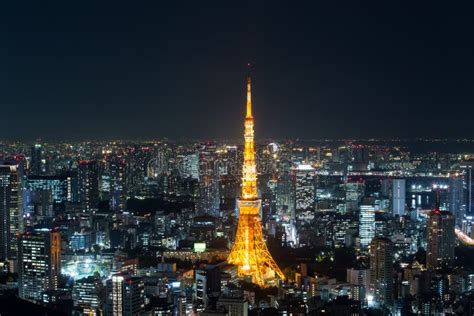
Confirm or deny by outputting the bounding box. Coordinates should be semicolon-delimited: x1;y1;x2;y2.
246;62;252;118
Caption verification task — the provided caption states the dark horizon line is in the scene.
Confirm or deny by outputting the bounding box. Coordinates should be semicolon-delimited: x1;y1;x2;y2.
1;137;474;144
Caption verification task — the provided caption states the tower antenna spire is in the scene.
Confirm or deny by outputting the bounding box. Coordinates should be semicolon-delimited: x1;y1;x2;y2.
246;63;252;118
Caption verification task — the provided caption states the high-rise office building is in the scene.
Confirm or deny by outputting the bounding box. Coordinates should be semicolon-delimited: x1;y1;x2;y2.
460;161;474;216
106;155;127;211
126;147;152;197
293;164;315;220
345;182;365;213
196;146;220;216
392;179;406;216
276;174;295;219
106;274;145;316
72;276;103;314
25;175;72;205
78;160;99;213
347;267;370;301
195;266;221;309
449;175;464;225
70;231;93;251
369;237;393;307
0;165;22;260
426;210;455;270
359;204;376;249
30;143;44;176
197;174;220;216
18;229;61;302
182;153;200;180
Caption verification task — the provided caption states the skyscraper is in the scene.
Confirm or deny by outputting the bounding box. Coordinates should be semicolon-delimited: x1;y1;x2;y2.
293;164;315;221
345;182;365;213
0;165;22;260
78;160;99;213
196;146;220;216
126;146;152;197
72;276;103;314
30;143;43;176
106;155;127;211
426;210;455;270
25;175;72;205
460;161;474;216
106;274;145;316
227;68;284;287
18;229;61;302
182;153;200;180
276;173;295;219
369;237;393;307
347;267;370;301
195;266;221;310
392;179;406;216
449;175;464;225
359;204;376;249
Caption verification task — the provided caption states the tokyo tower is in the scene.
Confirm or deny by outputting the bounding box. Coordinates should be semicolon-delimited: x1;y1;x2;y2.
227;66;284;287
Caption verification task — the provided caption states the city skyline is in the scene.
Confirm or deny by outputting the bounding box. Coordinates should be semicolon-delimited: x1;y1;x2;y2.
2;2;474;315
1;2;474;140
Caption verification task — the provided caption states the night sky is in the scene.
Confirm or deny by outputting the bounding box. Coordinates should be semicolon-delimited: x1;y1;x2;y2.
1;1;473;141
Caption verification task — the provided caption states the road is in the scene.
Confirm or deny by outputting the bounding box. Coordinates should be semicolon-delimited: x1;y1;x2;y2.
455;227;474;246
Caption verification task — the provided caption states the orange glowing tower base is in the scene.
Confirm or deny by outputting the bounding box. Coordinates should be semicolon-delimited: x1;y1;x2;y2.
227;66;284;287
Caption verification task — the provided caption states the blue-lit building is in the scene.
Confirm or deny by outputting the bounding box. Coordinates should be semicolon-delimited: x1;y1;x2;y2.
70;231;93;251
25;174;77;205
461;161;474;217
392;179;406;216
72;276;103;314
0;165;22;260
359;204;375;249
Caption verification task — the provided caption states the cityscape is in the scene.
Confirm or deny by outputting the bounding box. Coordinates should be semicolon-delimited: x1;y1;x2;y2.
2;2;474;316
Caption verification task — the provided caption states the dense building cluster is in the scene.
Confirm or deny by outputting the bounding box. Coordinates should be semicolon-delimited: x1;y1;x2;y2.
0;139;474;315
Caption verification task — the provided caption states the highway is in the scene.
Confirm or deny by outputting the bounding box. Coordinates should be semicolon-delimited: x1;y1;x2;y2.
455;228;474;246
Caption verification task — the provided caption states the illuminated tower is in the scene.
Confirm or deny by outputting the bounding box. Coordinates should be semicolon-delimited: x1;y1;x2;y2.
227;66;284;287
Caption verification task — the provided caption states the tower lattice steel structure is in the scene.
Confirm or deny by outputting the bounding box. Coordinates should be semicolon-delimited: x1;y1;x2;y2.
227;67;284;287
